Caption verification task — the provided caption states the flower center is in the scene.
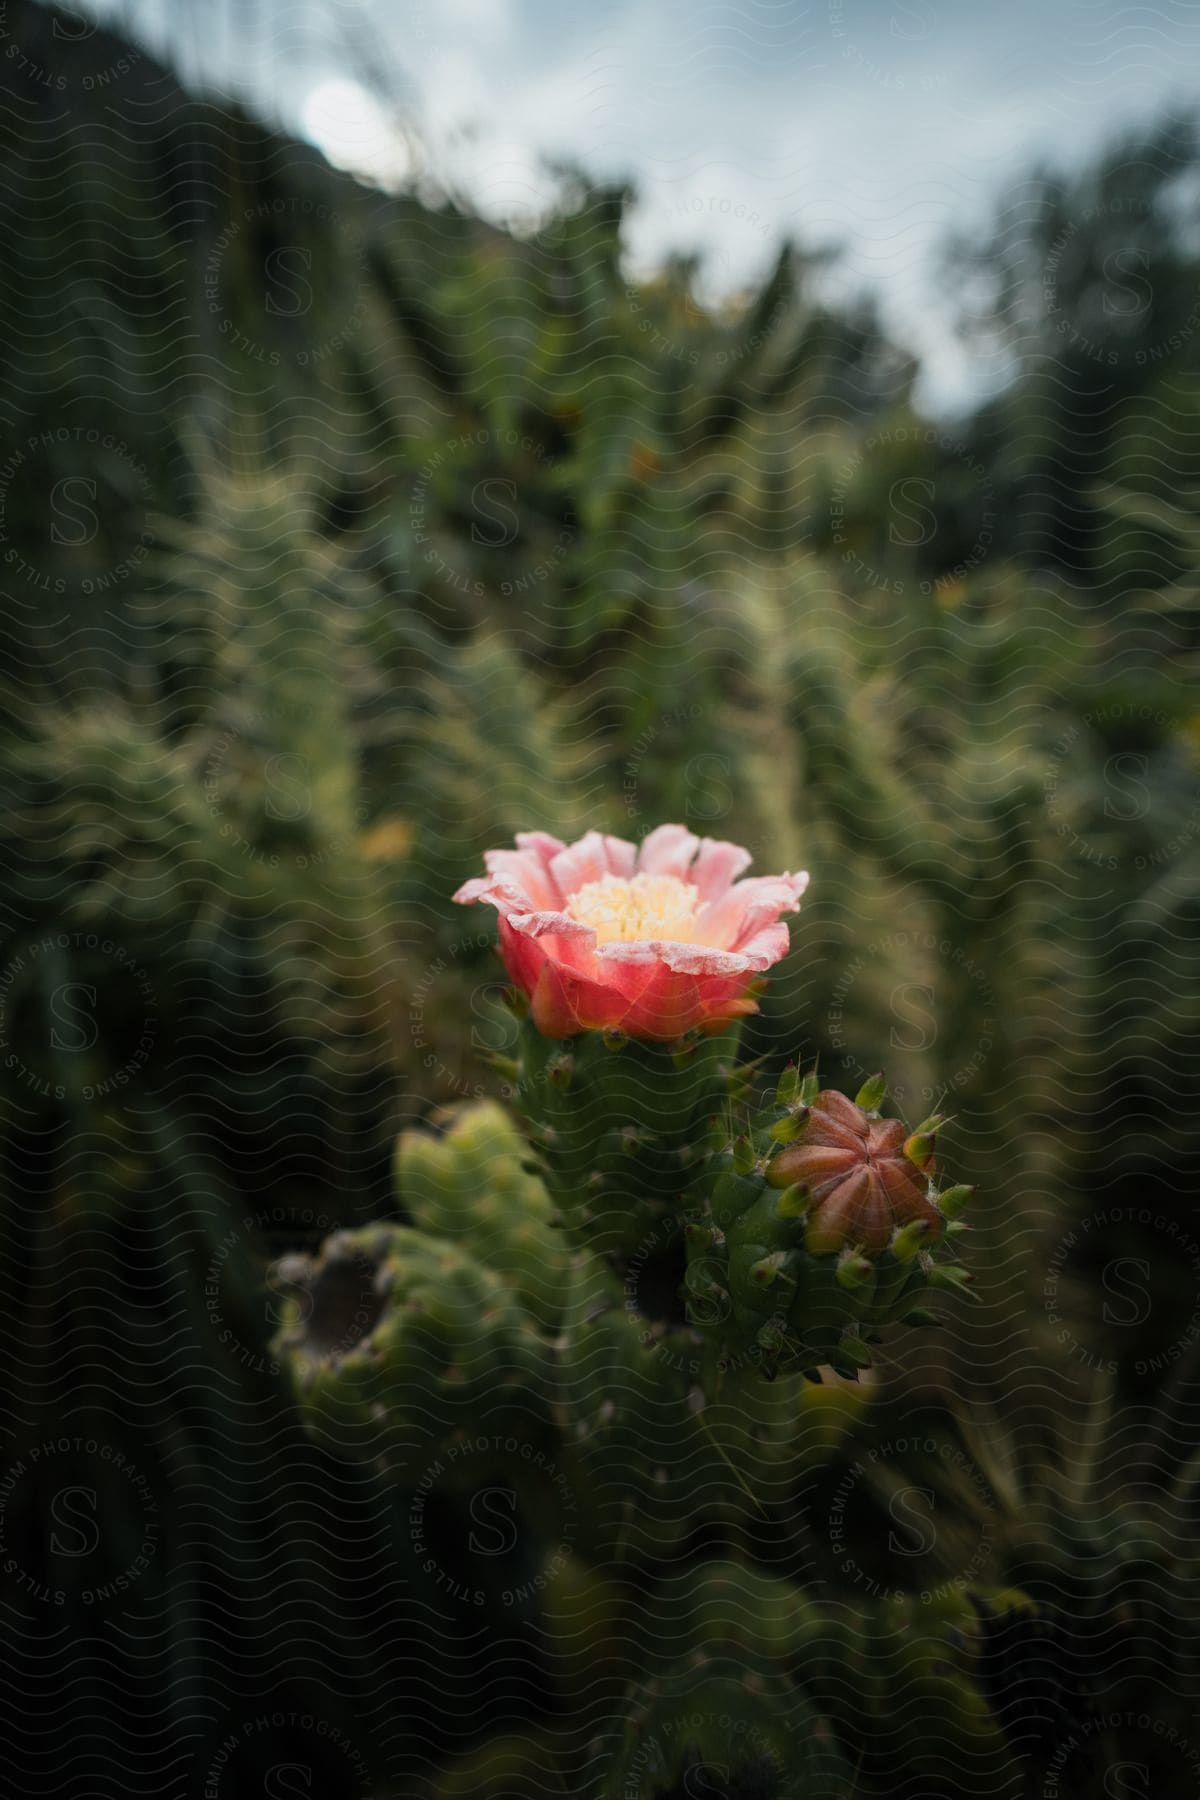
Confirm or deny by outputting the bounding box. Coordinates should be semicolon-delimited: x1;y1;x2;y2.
565;872;702;945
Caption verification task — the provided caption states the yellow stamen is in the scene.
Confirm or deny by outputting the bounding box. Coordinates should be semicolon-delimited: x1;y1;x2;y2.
565;872;701;945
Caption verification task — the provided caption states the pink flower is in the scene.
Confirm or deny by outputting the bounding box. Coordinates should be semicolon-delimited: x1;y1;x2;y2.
453;825;809;1041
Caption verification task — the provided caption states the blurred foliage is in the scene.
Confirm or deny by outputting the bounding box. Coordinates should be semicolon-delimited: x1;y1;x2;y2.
1;1;1199;1795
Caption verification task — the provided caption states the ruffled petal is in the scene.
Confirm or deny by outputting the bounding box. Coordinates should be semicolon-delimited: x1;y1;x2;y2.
700;871;809;950
453;843;561;913
636;823;701;879
596;937;765;976
689;837;754;904
549;830;637;898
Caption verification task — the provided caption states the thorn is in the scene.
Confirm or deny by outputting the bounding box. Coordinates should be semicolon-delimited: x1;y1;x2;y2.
928;1263;976;1295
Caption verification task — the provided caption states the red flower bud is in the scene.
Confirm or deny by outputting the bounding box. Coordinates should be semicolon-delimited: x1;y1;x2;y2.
766;1088;942;1254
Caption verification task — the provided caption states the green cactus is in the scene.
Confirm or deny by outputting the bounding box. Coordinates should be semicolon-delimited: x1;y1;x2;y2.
644;1560;828;1669
424;1730;569;1799
541;1552;635;1725
395;1099;568;1331
684;1067;975;1379
513;1010;747;1258
555;1250;847;1560
272;1223;556;1482
815;1588;1038;1793
602;1650;850;1799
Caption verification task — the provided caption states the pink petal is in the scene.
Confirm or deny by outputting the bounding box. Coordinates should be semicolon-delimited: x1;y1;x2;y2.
515;830;566;862
689;837;754;903
729;920;793;970
453;874;498;905
484;846;560;910
549;830;637;898
506;908;594;939
701;872;808;949
636;823;701;879
596;937;764;976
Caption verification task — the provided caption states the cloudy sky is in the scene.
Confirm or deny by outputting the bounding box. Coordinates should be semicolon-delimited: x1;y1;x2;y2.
75;0;1200;409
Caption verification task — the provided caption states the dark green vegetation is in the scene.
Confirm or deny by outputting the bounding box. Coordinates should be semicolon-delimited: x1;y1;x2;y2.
1;0;1198;1793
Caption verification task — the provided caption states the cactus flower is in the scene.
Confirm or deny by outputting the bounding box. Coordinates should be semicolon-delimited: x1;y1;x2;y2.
454;825;808;1040
766;1087;943;1253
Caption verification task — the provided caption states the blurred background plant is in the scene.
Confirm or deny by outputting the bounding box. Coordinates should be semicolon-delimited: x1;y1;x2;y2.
2;0;1199;1794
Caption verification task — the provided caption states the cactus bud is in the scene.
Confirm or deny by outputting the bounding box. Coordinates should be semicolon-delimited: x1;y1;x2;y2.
732;1135;757;1176
854;1072;887;1113
836;1251;875;1291
775;1063;801;1106
769;1089;942;1254
904;1130;937;1171
769;1108;808;1144
774;1183;810;1220
839;1333;874;1368
891;1217;934;1263
937;1183;975;1220
683;1073;975;1378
